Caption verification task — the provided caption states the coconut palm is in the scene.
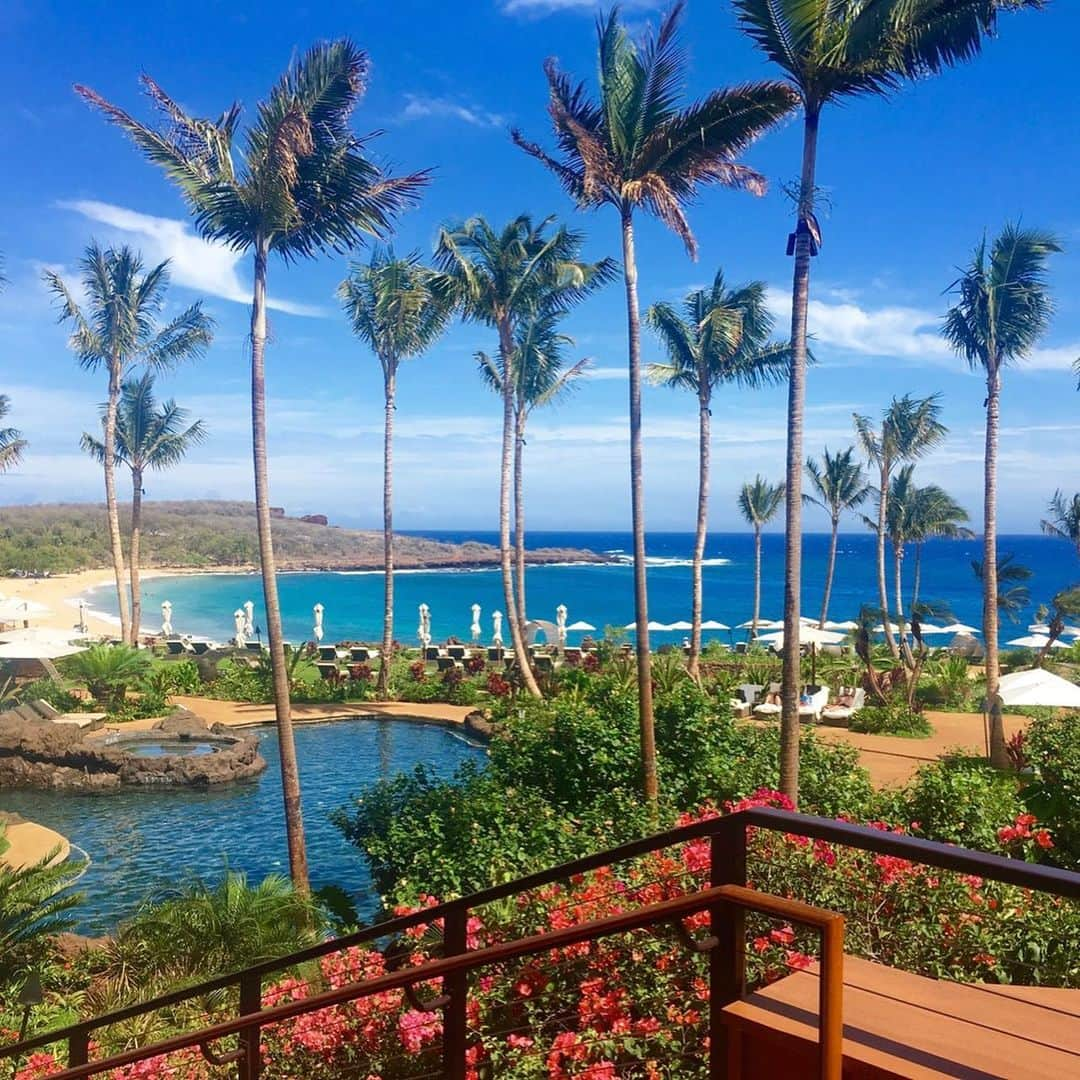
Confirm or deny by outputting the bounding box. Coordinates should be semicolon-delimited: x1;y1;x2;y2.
478;307;592;631
44;246;212;647
804;447;869;628
338;249;453;697
734;0;1045;802
1041;490;1080;560
513;2;795;804
0;396;26;473
81;373;208;649
944;223;1061;767
854;395;947;655
435;216;613;698
738;477;785;637
78;40;428;892
646;273;790;676
972;553;1032;623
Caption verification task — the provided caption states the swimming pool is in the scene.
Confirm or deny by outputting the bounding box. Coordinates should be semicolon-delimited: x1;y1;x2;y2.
0;717;484;933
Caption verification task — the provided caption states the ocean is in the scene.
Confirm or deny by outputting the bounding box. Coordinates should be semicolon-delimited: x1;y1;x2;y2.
85;531;1079;645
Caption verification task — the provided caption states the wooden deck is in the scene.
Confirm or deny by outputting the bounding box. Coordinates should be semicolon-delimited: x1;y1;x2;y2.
722;955;1080;1078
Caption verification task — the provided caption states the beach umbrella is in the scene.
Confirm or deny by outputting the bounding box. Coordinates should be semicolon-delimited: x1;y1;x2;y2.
556;605;568;649
756;626;844;682
1006;634;1070;650
700;620;730;631
1027;623;1051;634
871;622;904;634
313;603;325;643
0;598;51;622
0;627;84;648
567;620;596;632
492;610;503;647
1061;626;1080;638
160;601;173;636
623;622;637;630
918;624;949;635
417;603;431;648
646;620;671;632
470;603;482;643
737;618;781;631
233;609;247;648
77;600;88;635
243;600;255;638
994;668;1080;708
941;622;979;635
823;620;858;632
668;620;693;631
0;636;86;661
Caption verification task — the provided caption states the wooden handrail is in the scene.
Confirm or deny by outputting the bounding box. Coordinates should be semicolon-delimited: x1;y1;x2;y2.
33;884;845;1080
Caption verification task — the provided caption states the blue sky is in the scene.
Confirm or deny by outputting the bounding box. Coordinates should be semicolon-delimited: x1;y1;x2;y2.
1;0;1077;533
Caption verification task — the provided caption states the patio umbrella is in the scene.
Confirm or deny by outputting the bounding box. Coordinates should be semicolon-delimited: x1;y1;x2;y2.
313;603;324;643
994;668;1080;708
918;624;949;635
418;604;431;648
823;619;859;632
470;603;482;643
737;619;782;631
1061;626;1080;638
556;605;568;649
0;627;84;648
623;622;637;630
646;621;671;632
1027;623;1051;634
243;600;255;638
77;600;88;635
700;620;730;631
755;626;845;682
492;611;503;647
871;622;904;634
233;609;247;648
0;598;51;622
1006;634;1070;650
567;620;596;632
667;620;693;631
0;628;87;679
161;601;173;636
941;623;979;635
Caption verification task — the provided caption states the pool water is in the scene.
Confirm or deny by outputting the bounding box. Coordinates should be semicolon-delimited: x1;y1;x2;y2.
0;718;484;933
123;740;219;757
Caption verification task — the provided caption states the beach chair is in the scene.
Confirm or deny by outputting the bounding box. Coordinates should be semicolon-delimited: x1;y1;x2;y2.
437;656;461;673
487;647;505;662
798;684;830;723
245;641;264;653
318;645;338;662
315;662;341;682
165;639;185;656
734;641;748;655
424;647;441;662
533;654;555;674
350;647;371;663
752;683;782;718
821;688;866;727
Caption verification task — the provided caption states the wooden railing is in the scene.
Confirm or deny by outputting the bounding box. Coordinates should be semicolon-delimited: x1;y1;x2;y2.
3;807;1078;1078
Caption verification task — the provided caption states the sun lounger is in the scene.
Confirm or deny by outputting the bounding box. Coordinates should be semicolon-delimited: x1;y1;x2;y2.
437;656;462;673
424;647;441;661
820;687;866;726
245;641;264;653
448;646;466;661
318;645;338;662
350;647;371;663
315;662;341;681
487;647;505;662
752;683;781;718
164;639;185;656
798;684;830;723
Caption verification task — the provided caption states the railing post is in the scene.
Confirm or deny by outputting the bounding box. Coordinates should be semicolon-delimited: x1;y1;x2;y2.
710;817;747;1078
237;972;262;1080
68;1028;90;1069
442;906;468;1080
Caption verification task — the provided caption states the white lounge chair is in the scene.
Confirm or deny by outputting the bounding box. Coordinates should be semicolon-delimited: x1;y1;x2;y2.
820;688;866;727
798;684;830;723
752;683;782;719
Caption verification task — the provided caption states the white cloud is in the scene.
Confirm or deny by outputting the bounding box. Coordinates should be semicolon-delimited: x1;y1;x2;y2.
582;366;628;381
401;94;506;129
1020;343;1080;372
57;200;324;317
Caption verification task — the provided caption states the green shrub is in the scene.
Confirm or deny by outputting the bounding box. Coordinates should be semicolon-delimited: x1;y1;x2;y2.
62;644;152;710
14;678;85;713
851;697;932;737
919;655;973;708
145;659;202;696
1023;710;1080;870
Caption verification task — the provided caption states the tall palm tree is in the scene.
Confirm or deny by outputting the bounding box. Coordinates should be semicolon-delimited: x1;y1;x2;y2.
0;397;26;473
44;246;211;646
854;395;947;655
78;40;427;892
338;249;453;697
804;447;869;628
81;373;208;651
478;307;592;630
436;216;612;699
734;0;1045;802
646;272;790;676
944;223;1061;768
738;477;785;637
905;482;972;612
1041;490;1080;560
513;2;795;805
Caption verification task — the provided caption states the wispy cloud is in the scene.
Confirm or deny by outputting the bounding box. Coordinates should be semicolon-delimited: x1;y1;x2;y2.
583;366;628;381
1021;343;1080;372
401;94;506;129
57;200;324;317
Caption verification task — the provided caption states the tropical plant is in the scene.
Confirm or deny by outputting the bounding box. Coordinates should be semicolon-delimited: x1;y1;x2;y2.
478;305;594;631
43;246;212;646
647;271;790;677
1041;490;1080;559
79;40;427;891
512;1;795;805
738;477;785;637
81;373;207;644
943;223;1061;766
0;395;27;473
972;553;1032;623
435;215;612;699
338;249;453;697
734;0;1043;803
63;643;152;710
804;446;869;627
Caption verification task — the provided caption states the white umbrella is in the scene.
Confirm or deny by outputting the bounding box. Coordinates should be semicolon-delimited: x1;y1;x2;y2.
700;620;730;631
1027;623;1051;634
492;610;503;647
0;638;86;661
918;624;950;635
1061;625;1080;638
1006;634;1070;650
0;598;51;621
77;600;88;635
757;627;845;647
556;604;568;649
995;668;1080;708
243;600;255;638
823;620;858;631
738;618;782;630
233;609;247;648
161;601;174;636
667;620;693;631
567;620;596;632
646;621;671;631
0;627;84;647
941;622;979;635
417;603;431;648
470;603;482;643
623;622;637;630
871;622;904;634
313;603;325;643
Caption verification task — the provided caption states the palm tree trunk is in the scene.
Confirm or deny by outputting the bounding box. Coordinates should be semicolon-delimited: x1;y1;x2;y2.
779;109;820;805
514;402;528;638
621;207;658;807
687;389;710;679
498;321;541;698
877;462;899;658
819;516;839;628
251;238;309;892
911;542;924;612
103;366;131;644
984;366;1005;767
893;542;906;633
129;465;143;644
377;367;396;699
752;525;763;634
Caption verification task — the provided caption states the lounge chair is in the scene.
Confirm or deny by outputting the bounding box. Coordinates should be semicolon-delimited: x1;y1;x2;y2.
820;688;866;727
729;684;761;718
245;641;264;653
487;647;505;662
164;639;185;656
798;684;830;723
436;656;462;673
533;654;555;674
424;647;442;661
752;683;781;719
318;645;338;662
350;647;371;663
448;645;466;661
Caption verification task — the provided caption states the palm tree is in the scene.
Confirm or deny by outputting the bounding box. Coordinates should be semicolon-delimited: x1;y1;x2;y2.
0;396;27;473
854;395;947;655
78;40;428;892
1041;490;1080;560
435;216;612;698
44;246;212;647
734;0;1045;803
944;223;1061;767
338;249;453;697
513;2;795;805
804;447;869;627
478;307;592;631
906;483;972;612
972;553;1032;623
81;373;208;647
646;272;790;676
738;477;785;637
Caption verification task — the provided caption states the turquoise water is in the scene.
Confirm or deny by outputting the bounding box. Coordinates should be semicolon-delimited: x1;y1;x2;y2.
0;718;484;933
